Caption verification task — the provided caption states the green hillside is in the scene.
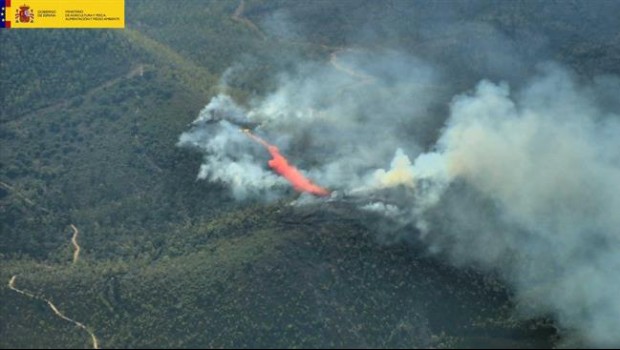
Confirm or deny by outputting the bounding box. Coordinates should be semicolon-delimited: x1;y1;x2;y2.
0;203;557;348
4;0;618;348
0;28;217;259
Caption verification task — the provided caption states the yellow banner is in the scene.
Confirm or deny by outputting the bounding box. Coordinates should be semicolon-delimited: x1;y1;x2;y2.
5;0;124;28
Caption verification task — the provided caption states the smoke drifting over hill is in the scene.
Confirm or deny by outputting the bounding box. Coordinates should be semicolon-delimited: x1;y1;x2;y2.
180;50;440;196
178;9;620;345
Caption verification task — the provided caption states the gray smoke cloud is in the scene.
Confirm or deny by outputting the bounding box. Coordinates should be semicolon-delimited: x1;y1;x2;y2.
179;49;442;196
178;49;620;346
177;95;286;200
412;64;620;347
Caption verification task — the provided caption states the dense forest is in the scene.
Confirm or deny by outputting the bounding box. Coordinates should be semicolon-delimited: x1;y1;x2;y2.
2;1;619;348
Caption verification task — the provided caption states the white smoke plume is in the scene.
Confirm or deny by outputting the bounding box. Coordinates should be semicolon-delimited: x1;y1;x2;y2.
179;49;620;346
177;95;286;200
408;64;620;347
179;50;441;196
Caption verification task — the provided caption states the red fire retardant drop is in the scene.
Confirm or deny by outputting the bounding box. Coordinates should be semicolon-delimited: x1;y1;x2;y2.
243;130;330;197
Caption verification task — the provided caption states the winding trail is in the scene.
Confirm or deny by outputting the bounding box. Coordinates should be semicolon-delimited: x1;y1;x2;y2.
231;0;265;39
0;181;35;206
329;49;375;85
328;49;379;98
8;275;99;349
3;64;147;125
0;180;50;213
227;1;376;89
70;224;81;264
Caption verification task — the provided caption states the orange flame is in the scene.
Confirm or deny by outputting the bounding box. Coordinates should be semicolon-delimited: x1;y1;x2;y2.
243;129;330;197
